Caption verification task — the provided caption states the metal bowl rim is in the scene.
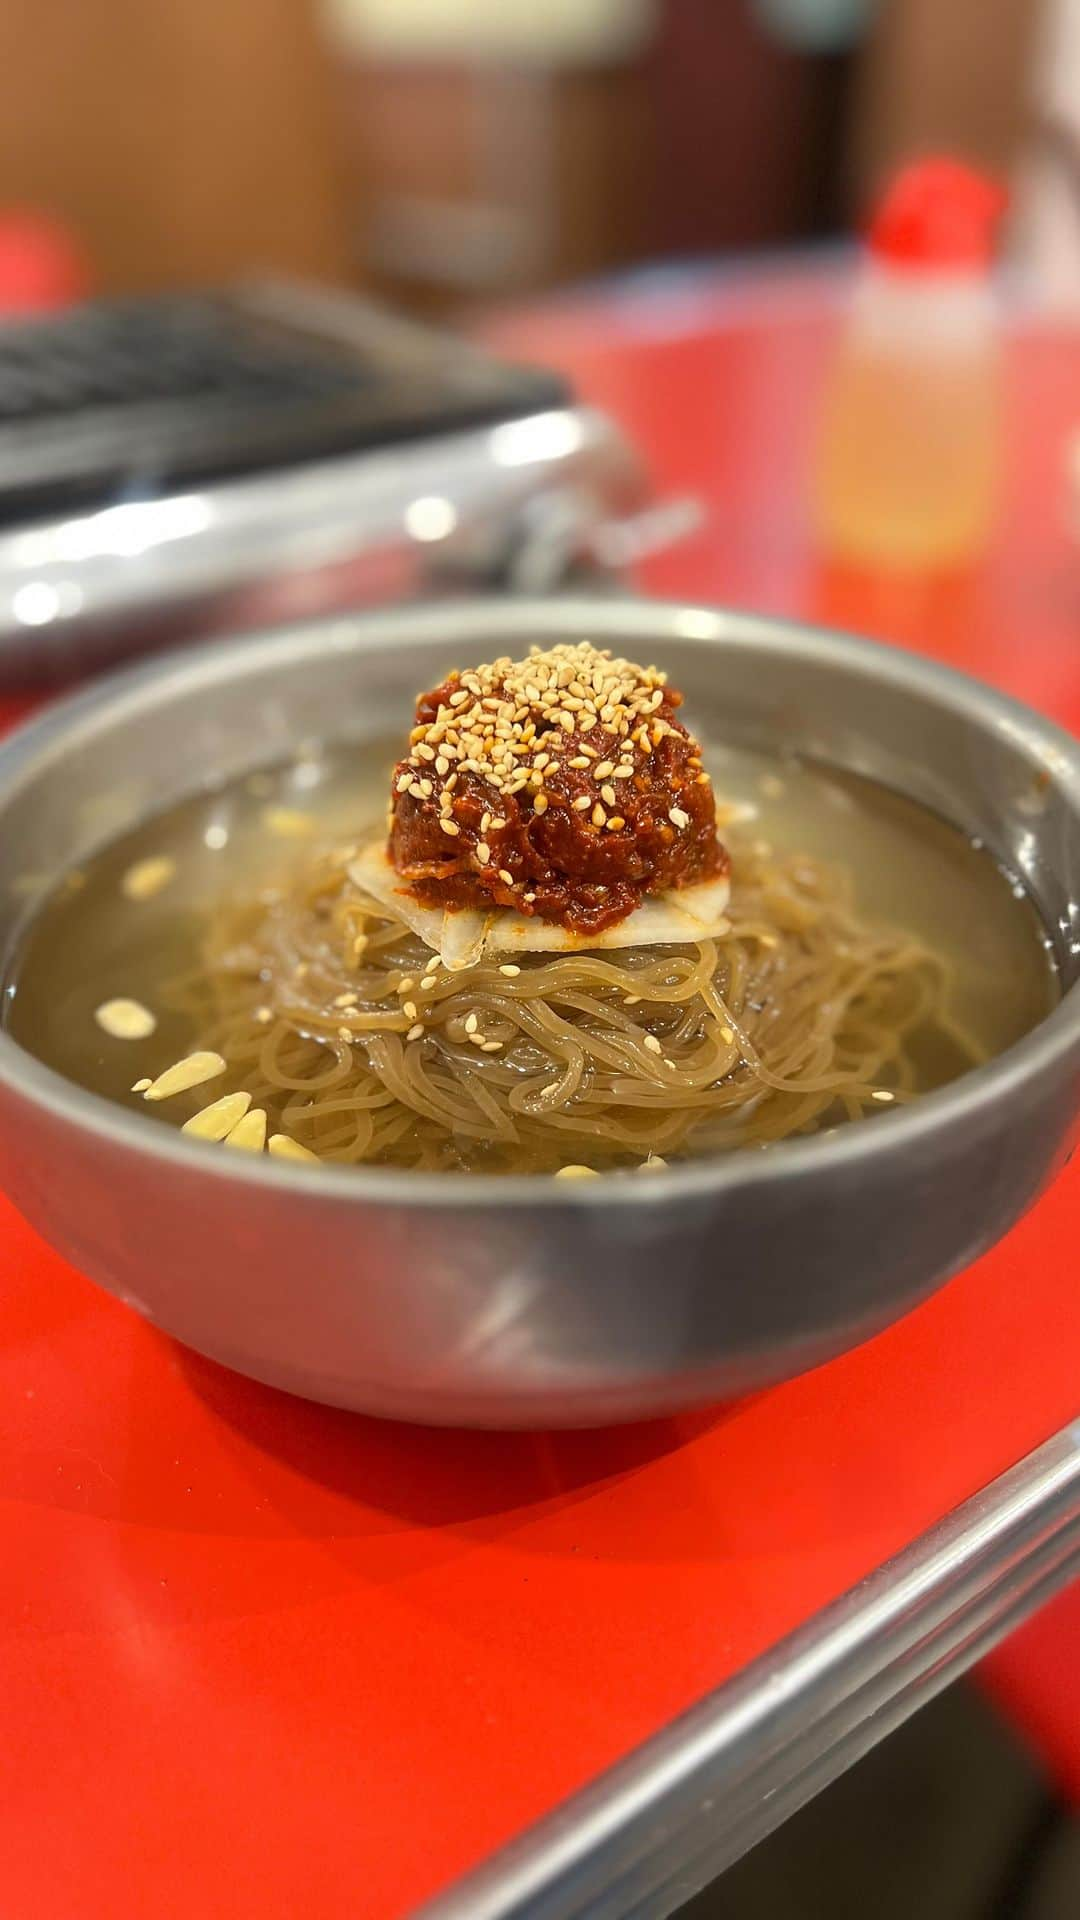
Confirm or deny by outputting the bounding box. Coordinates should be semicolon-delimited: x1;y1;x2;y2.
0;593;1077;1212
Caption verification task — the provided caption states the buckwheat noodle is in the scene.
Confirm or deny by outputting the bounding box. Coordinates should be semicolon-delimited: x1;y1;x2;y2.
160;831;983;1174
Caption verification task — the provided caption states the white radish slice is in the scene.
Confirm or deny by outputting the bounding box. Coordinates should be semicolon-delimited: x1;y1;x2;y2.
348;844;730;972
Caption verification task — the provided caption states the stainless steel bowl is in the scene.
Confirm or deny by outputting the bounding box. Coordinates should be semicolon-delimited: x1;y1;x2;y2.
0;599;1078;1427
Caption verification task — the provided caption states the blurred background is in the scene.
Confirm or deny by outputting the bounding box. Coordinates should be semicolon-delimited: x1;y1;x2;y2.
0;0;1073;312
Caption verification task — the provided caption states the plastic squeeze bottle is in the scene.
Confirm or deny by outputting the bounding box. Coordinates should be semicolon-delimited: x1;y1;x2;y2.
815;158;1007;570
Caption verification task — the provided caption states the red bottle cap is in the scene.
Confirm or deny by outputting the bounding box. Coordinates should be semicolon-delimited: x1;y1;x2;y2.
0;211;90;314
867;158;1007;272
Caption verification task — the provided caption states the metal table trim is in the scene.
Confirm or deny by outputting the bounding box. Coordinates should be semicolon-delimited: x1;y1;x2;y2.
421;1422;1080;1920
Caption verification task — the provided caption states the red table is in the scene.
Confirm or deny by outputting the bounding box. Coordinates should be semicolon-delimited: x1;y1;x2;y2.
3;260;1079;1920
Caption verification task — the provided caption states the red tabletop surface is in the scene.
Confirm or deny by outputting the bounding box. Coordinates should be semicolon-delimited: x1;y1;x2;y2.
3;263;1079;1920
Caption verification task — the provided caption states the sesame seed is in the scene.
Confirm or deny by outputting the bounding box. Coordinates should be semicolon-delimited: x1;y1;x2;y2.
268;1134;319;1163
572;795;591;812
606;816;625;831
872;1089;895;1103
333;991;358;1008
406;1023;424;1042
669;806;690;829
264;807;314;839
601;784;616;806
481;1039;503;1052
533;793;549;814
644;1035;663;1054
440;819;460;836
424;955;440;973
397;977;415;993
143;1051;226;1101
420;976;437;992
499;964;521;976
223;1108;268;1153
720;1025;734;1043
554;1164;599;1180
594;761;614;779
402;1001;417;1020
623;993;640;1005
475;842;491;864
499;870;514;886
121;855;176;902
465;1013;479;1034
592;805;606;827
94;997;157;1040
182;1091;253;1141
468;1032;488;1047
569;755;590;770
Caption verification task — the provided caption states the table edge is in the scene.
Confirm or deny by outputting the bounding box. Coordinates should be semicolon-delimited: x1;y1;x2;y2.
420;1421;1080;1920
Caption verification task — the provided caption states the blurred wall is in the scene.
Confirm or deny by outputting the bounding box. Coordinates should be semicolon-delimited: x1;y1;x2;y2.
331;58;652;303
646;0;854;253
2;0;1033;311
853;0;1039;201
0;0;350;294
326;0;656;305
327;0;855;309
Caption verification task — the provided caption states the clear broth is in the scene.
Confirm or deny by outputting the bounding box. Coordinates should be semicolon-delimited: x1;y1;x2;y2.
2;742;1058;1165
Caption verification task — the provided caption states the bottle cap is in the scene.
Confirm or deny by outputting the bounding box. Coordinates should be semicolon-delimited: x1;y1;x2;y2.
0;210;90;313
867;158;1007;272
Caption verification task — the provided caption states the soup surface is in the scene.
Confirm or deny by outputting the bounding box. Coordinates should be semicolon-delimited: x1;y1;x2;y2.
2;741;1057;1174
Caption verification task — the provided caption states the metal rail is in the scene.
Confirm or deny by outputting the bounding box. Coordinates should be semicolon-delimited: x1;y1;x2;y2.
423;1422;1080;1920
